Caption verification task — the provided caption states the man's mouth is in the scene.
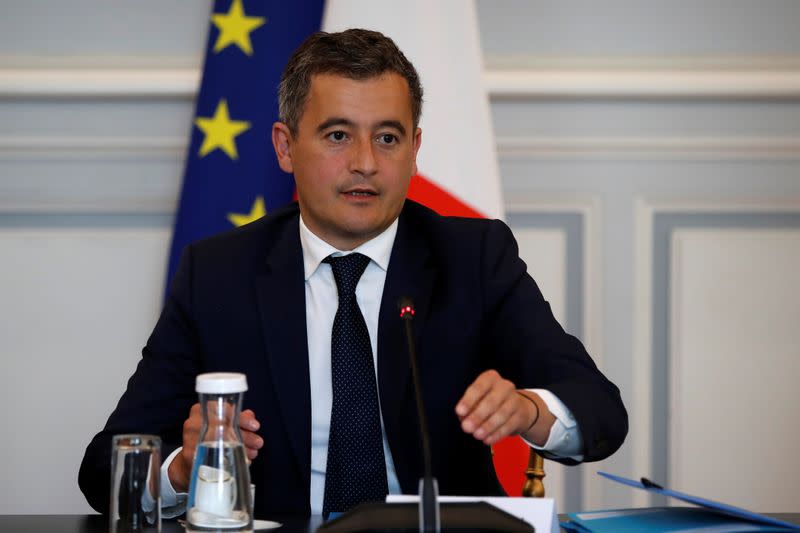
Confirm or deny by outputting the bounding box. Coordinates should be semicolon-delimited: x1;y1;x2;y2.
342;189;378;197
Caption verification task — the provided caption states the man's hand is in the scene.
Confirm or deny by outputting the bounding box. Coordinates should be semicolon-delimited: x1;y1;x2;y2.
455;370;555;446
168;403;264;492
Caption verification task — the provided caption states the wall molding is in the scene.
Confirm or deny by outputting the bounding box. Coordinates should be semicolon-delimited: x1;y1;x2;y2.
486;69;800;99
632;198;800;508
0;68;199;99
0;136;184;214
2;67;800;100
0;197;177;215
496;136;800;160
0;136;186;160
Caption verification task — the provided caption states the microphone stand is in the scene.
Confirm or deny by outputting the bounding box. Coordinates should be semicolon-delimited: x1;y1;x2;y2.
317;298;532;533
399;299;439;532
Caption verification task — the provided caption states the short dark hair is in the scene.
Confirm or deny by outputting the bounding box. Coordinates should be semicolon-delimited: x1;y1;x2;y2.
278;28;423;134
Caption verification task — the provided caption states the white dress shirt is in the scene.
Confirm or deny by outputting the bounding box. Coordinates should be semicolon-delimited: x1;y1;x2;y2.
159;214;583;514
300;215;402;514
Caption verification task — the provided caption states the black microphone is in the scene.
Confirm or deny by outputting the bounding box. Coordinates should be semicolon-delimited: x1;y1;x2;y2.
318;301;532;532
398;296;438;532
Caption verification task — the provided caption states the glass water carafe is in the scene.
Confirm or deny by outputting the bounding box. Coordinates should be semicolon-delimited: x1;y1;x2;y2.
187;373;253;532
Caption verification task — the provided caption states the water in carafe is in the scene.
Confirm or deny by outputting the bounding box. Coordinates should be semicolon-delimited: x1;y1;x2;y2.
186;373;253;532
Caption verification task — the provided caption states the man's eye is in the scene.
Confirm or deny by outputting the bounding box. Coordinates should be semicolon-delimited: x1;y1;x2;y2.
378;134;397;145
328;131;347;141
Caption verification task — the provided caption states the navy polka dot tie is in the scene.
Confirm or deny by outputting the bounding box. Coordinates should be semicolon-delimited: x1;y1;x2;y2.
322;253;388;517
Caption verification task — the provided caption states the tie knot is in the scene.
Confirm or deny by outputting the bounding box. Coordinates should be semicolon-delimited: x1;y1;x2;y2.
325;253;371;297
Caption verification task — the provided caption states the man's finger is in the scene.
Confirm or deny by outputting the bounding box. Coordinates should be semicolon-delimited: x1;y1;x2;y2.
240;410;262;462
246;447;259;461
241;430;264;451
240;409;260;432
455;370;500;417
183;410;201;439
473;396;516;440
482;414;521;446
460;376;515;433
461;389;503;433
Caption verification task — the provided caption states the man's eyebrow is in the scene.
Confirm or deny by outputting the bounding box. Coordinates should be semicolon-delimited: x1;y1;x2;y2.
317;117;354;132
316;118;407;137
376;120;406;137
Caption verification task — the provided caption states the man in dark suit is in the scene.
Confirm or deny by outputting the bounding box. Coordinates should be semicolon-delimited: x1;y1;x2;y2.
80;29;627;517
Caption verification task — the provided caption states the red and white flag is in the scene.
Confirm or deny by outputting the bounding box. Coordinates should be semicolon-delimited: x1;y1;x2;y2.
324;1;529;496
323;0;503;220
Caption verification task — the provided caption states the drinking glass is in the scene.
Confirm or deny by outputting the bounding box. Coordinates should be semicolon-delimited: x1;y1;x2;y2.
110;434;161;532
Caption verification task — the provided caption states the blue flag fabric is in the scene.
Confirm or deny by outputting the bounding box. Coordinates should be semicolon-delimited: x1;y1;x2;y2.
166;0;324;288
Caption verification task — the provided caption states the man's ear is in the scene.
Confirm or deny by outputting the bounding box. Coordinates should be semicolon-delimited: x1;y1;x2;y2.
411;127;422;176
272;122;294;173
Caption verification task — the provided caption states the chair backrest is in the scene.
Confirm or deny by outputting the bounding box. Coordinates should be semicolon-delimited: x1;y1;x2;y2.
521;449;546;497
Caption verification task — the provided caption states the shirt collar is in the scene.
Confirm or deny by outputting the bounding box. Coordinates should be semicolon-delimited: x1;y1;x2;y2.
299;215;399;281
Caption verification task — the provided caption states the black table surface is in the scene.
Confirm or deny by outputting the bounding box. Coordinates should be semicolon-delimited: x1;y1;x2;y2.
1;511;798;532
0;514;319;532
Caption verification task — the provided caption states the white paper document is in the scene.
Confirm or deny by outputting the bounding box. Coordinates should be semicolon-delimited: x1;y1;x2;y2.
385;495;558;533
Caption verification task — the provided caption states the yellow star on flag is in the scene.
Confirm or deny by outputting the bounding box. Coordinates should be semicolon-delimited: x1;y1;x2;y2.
194;99;251;160
211;0;266;55
228;196;266;227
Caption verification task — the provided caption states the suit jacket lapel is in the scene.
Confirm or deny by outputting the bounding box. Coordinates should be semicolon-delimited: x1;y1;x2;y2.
255;214;311;487
378;207;437;489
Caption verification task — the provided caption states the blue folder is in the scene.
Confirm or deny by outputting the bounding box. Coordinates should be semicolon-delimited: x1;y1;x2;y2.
561;471;799;532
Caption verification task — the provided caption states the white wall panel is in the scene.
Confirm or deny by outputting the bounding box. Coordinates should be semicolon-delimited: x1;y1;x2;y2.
477;0;800;61
0;0;211;66
514;228;567;325
513;228;568;504
670;229;800;512
0;227;169;512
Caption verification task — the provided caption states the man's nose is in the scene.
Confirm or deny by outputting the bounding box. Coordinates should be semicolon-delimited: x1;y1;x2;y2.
350;137;378;176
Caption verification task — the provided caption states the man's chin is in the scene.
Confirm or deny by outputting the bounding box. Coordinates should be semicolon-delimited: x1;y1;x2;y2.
336;219;392;246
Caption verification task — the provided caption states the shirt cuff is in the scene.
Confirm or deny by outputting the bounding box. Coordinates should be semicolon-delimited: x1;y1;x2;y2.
160;446;189;518
521;389;584;461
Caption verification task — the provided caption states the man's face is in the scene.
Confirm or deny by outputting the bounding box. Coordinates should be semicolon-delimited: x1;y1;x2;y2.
272;73;422;250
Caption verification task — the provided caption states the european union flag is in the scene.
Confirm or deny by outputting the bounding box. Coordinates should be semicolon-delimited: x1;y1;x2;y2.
166;0;324;287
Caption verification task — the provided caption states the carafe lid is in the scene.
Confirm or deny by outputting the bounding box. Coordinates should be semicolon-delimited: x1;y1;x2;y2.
195;372;248;393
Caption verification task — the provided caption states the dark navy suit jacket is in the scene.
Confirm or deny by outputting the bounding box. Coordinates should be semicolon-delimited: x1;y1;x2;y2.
79;200;627;516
